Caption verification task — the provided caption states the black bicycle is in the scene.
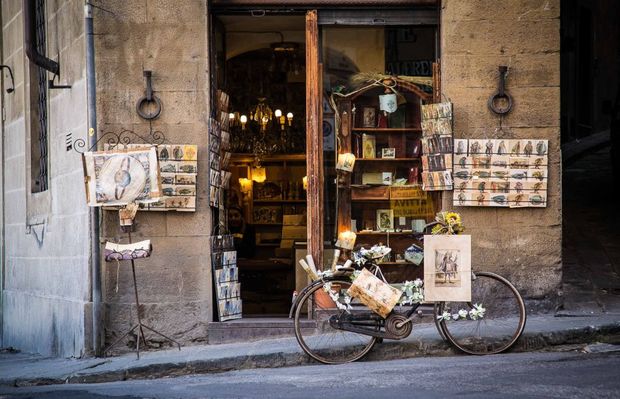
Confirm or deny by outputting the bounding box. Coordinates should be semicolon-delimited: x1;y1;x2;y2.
291;248;526;364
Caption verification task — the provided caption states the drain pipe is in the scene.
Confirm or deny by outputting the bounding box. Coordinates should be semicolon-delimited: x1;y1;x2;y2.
85;2;102;356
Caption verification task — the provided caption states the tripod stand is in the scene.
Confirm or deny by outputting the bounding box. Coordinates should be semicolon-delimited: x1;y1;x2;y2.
103;218;181;359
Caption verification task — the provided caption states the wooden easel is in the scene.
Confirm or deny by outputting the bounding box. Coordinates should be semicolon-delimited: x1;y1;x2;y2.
103;204;181;359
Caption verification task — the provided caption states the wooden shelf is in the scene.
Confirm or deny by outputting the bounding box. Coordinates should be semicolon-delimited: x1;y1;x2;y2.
253;199;306;203
356;231;419;236
356;158;420;162
256;243;280;247
352;128;422;133
231;153;306;163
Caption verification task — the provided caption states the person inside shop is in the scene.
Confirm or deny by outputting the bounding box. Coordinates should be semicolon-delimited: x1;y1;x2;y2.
228;206;256;259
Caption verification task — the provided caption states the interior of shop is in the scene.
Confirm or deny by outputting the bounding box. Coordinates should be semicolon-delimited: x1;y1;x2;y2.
214;13;437;318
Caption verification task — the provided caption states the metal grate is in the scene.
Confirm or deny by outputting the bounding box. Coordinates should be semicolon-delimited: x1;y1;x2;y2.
34;0;48;191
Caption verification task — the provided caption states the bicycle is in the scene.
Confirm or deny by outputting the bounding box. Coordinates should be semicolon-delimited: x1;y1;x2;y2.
290;234;527;364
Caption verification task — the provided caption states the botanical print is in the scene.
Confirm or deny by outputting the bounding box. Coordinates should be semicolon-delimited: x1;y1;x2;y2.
452;139;548;208
149;144;198;212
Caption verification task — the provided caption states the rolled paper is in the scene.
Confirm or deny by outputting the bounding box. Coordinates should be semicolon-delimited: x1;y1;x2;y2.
331;249;341;272
343;260;353;269
306;255;318;276
299;259;319;280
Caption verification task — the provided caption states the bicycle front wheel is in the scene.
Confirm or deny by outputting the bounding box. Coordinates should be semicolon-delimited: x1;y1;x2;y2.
435;271;526;355
294;278;379;364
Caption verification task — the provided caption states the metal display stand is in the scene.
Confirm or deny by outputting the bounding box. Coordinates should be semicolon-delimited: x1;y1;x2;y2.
103;214;181;359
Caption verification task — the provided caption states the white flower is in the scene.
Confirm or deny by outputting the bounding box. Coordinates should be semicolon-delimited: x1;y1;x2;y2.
458;309;468;319
469;309;478;320
323;282;332;292
413;279;423;288
437;311;452;321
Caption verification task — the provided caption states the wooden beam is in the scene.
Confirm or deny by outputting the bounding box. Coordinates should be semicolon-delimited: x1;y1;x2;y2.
212;0;438;6
305;10;323;270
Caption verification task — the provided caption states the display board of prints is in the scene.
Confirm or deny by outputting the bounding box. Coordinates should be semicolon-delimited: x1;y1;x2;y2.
83;146;161;207
452;139;548;208
209;118;222;208
102;144;197;211
211;233;242;321
420;102;454;191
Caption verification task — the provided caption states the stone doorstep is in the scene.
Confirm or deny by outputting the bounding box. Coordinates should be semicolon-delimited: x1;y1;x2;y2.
206;318;316;344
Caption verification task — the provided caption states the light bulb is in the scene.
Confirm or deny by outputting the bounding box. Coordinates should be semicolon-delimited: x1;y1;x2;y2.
275;109;282;118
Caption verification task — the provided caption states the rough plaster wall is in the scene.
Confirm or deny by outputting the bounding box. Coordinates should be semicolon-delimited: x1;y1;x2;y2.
1;0;90;356
94;0;212;352
441;0;562;310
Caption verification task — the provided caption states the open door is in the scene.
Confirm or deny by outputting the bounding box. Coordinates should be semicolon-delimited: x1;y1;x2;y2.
305;10;324;269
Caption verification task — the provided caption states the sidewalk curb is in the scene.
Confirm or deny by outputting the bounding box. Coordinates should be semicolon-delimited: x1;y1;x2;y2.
5;321;620;387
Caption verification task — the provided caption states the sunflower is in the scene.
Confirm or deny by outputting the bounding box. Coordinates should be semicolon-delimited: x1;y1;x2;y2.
445;212;461;226
431;224;446;235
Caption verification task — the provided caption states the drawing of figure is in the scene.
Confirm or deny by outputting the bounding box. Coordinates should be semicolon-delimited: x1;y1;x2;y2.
485;140;493;155
456;141;465;155
497;140;506;155
536;140;547;155
477;193;485;205
510;141;521;155
470;141;481;154
478;181;486;193
515;182;523;193
458;192;466;205
524;140;533;156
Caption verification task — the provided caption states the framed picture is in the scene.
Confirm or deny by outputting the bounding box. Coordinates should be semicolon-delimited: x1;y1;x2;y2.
381;148;396;159
361;106;377;128
423;235;471;302
83;147;161;207
376;209;394;231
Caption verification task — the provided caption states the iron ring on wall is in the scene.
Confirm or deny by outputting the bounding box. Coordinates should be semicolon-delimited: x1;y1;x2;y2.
488;91;513;115
136;95;162;120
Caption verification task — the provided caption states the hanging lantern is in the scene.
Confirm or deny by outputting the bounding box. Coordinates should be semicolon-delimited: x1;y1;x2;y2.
336;231;357;250
251;166;267;183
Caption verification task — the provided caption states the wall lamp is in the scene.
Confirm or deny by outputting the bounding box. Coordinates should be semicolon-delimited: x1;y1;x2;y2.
0;65;15;94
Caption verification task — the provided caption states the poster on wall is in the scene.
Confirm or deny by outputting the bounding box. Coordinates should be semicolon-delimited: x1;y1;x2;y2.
452;139;548;208
103;144;198;212
83;147;161;207
423;235;471;302
420;102;454;191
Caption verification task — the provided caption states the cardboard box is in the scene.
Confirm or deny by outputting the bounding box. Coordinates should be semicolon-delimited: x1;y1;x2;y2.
362;172;392;185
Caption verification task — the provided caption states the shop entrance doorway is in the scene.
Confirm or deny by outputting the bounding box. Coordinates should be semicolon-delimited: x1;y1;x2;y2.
210;5;439;322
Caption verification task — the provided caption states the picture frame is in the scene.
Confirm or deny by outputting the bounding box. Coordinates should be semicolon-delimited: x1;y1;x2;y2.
376;209;394;231
423;235;471;302
381;148;396;159
361;106;377;128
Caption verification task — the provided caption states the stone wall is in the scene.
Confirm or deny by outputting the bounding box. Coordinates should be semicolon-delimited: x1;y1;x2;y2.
94;0;212;351
441;0;562;310
1;0;91;357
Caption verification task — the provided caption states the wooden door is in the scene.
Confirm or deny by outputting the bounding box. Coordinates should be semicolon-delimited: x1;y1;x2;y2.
305;10;323;269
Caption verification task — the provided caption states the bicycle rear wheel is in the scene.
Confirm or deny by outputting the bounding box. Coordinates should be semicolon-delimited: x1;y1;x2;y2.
294;278;379;364
434;271;526;355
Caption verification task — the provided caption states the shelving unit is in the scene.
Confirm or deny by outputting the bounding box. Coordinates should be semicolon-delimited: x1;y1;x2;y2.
334;78;441;280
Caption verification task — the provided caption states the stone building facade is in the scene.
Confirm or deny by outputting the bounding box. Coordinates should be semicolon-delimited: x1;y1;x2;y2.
0;0;561;358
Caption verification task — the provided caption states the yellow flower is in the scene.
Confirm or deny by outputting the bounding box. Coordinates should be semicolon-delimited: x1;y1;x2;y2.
445;212;461;226
431;224;445;235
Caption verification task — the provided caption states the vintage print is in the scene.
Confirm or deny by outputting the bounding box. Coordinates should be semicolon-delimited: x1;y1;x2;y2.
83;147;161;207
424;235;471;302
376;209;394;231
453;139;549;208
420;102;454;191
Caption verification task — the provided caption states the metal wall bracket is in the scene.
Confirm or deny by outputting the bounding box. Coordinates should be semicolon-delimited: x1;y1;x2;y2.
488;66;513;115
